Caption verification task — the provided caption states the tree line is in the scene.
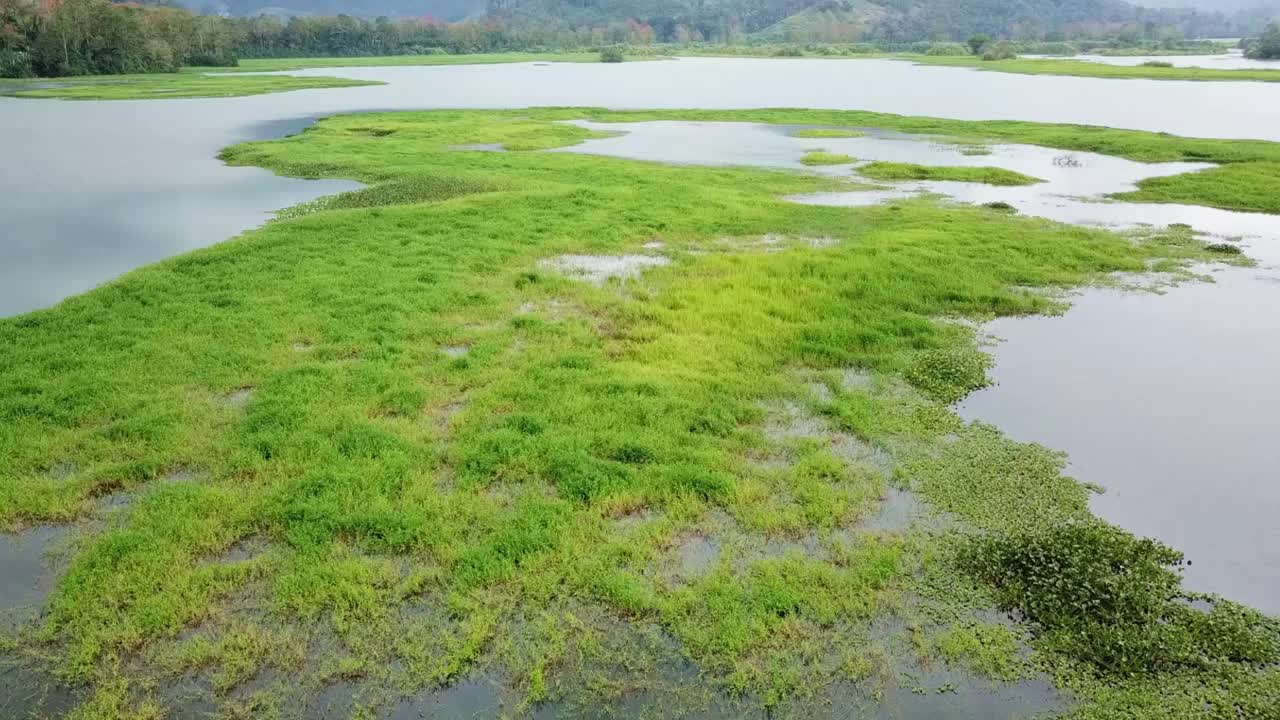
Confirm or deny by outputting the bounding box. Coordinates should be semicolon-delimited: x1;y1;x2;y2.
0;0;237;77
0;0;661;76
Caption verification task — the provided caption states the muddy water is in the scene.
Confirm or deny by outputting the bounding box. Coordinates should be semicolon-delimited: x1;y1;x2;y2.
8;56;1280;315
564;120;1280;612
0;525;68;629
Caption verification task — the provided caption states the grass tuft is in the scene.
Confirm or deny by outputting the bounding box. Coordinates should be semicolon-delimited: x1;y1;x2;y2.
858;161;1042;186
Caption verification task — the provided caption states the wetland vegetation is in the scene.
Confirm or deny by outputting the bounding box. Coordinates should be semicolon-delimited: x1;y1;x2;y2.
6;74;382;100
2;106;1278;718
855;161;1042;186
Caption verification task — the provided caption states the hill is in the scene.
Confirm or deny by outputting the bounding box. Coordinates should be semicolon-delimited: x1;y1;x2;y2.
182;0;487;20
483;0;1253;42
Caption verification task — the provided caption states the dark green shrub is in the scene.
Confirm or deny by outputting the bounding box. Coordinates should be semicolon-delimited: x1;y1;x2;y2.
924;42;969;57
1244;23;1280;60
967;34;992;55
187;51;238;68
599;47;624;63
772;45;803;57
981;41;1017;61
0;49;34;78
1205;242;1243;255
961;522;1280;675
1140;60;1174;68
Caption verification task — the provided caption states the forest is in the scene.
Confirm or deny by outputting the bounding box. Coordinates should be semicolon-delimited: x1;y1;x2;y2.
0;0;237;77
1;0;1277;78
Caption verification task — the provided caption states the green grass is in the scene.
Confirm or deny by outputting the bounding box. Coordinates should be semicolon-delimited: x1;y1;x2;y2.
790;128;865;139
2;52;613;101
7;73;381;100
857;161;1042;186
799;150;856;166
1114;162;1280;214
0;107;1272;717
906;54;1280;83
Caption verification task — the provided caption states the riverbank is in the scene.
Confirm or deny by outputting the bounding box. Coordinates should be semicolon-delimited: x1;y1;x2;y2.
905;54;1280;83
6;74;383;100
2;107;1276;718
0;53;609;101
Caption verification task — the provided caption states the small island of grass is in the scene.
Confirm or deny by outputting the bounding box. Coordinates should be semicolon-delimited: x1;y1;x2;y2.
857;161;1042;185
800;150;857;165
9;73;383;100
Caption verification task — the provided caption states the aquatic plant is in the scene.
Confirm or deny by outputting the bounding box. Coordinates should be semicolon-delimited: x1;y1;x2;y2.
961;522;1280;676
1204;242;1243;254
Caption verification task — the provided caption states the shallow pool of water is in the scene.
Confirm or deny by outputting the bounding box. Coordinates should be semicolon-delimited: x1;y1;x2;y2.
0;525;69;630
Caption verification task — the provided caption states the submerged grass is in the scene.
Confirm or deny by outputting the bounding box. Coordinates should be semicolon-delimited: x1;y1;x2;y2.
0;107;1273;717
857;161;1042;186
8;74;381;100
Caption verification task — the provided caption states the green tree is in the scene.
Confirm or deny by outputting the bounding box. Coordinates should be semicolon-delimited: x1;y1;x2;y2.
966;33;991;54
1245;23;1280;60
